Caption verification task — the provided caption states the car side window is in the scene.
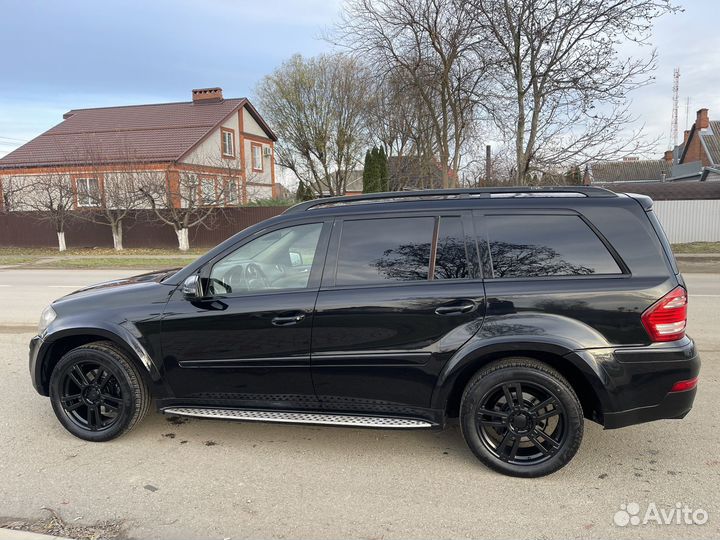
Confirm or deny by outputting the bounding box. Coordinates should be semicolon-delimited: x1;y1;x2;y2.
485;214;622;278
434;216;471;280
336;217;435;285
208;222;323;294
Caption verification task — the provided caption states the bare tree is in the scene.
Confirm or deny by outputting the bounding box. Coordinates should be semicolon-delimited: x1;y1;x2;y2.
14;169;76;251
336;0;489;188
256;53;371;196
73;142;149;251
0;176;25;212
471;0;676;184
366;70;425;158
139;155;243;251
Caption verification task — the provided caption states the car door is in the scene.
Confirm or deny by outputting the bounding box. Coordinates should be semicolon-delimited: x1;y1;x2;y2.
311;212;486;418
160;219;331;410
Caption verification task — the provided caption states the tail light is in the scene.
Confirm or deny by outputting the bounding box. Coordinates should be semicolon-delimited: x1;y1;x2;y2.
670;376;698;393
641;286;687;342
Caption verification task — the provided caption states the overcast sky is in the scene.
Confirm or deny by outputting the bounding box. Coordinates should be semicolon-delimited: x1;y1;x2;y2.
1;0;718;161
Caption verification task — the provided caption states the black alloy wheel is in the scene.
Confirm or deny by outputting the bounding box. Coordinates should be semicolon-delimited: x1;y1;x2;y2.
460;357;584;477
475;380;568;465
59;361;124;432
49;342;150;442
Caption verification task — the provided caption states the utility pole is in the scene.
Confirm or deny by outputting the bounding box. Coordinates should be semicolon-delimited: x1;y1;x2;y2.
485;145;492;186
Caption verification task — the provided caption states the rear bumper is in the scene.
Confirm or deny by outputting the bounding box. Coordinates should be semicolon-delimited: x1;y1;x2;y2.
573;337;700;429
603;386;697;429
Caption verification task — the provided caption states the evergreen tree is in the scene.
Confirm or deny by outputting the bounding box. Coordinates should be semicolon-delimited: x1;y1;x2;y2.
377;146;389;191
363;148;381;193
362;150;372;193
296;180;314;201
564;165;582;185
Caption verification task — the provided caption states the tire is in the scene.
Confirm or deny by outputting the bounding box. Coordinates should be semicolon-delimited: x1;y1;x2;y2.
460;357;583;477
49;341;150;442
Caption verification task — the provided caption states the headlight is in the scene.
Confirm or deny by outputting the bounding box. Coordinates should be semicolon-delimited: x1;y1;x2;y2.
38;305;57;334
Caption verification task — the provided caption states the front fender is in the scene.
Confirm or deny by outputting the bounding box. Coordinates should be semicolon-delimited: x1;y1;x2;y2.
33;318;163;395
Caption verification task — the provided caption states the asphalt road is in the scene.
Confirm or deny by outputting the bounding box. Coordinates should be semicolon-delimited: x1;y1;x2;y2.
0;271;718;539
0;269;152;328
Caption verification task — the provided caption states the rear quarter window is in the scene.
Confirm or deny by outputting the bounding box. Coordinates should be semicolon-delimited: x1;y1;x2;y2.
484;214;622;278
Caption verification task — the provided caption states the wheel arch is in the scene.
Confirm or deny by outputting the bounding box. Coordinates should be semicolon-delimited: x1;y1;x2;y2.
36;326;162;396
433;342;609;424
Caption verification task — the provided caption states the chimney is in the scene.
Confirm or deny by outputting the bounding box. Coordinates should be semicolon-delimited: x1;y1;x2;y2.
663;149;674;164
696;108;709;130
192;87;223;104
683;130;690;145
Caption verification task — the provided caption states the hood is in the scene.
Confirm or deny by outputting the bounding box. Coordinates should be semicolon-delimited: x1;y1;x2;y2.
57;268;179;301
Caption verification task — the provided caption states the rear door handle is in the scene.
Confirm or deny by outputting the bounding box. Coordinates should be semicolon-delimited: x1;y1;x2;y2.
435;301;476;316
271;313;306;326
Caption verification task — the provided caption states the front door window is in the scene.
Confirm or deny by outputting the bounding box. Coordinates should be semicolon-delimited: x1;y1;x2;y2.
208;222;323;295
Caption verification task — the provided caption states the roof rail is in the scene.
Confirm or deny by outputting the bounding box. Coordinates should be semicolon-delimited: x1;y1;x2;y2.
283;186;616;214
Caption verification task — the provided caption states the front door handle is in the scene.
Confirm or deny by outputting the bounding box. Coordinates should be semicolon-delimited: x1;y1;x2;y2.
271;313;306;326
435;301;476;316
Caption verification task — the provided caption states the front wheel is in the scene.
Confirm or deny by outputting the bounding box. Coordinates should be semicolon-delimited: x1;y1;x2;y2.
460;358;584;477
49;342;150;442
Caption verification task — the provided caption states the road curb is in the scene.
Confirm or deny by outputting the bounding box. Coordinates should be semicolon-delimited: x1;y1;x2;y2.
0;529;73;540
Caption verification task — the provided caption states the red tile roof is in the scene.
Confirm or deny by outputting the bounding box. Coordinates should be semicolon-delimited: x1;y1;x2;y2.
0;97;275;169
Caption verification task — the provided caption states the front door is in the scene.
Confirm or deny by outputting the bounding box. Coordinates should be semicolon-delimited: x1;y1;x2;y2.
311;213;485;418
161;220;330;410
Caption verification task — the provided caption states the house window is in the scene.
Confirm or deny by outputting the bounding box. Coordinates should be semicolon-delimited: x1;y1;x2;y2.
221;128;235;157
251;142;263;172
200;177;217;205
227;178;240;205
76;178;100;207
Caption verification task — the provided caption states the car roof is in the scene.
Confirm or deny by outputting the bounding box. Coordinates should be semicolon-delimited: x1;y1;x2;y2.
284;187;618;216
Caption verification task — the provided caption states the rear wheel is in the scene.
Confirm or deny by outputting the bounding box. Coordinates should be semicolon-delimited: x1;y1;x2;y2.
49;342;150;441
460;358;583;477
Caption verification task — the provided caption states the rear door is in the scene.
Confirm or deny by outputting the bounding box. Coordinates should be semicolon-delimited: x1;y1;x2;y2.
310;212;486;417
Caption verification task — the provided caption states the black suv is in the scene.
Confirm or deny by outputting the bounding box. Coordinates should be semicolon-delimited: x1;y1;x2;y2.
29;187;700;477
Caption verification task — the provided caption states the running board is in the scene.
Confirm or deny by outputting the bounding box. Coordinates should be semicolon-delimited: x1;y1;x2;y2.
162;407;433;429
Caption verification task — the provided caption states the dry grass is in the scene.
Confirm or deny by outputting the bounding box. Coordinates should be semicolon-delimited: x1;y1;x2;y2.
0;247;207;257
671;242;720;254
0;247;202;269
1;507;126;540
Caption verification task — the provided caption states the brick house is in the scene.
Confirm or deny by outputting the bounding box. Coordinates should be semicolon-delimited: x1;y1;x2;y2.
672;109;720;170
0;88;277;210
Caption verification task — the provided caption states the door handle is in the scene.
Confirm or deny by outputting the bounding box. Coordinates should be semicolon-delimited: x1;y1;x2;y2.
435;301;476;316
271;313;306;326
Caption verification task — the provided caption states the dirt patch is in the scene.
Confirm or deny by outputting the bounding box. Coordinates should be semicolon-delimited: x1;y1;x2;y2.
165;415;189;426
1;507;126;539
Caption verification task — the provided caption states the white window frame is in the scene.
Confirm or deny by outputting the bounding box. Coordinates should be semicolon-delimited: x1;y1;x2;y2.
227;178;240;205
200;177;217;205
76;177;100;207
221;129;235;157
251;143;264;172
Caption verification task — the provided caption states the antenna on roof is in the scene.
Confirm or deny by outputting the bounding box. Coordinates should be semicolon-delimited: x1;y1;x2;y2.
669;67;680;148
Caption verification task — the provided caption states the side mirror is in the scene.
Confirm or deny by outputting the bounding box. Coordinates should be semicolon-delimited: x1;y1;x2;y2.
182;275;203;298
